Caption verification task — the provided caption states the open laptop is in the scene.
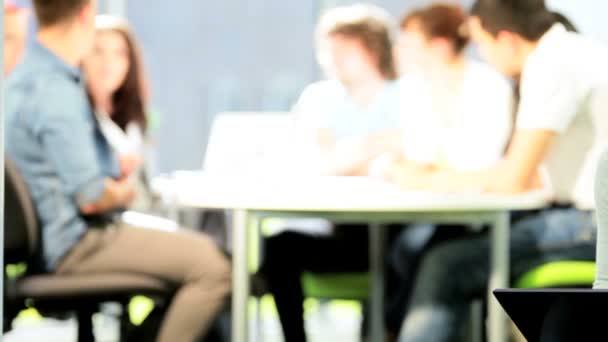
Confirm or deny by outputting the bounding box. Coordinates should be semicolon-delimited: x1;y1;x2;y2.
494;288;608;342
202;112;295;175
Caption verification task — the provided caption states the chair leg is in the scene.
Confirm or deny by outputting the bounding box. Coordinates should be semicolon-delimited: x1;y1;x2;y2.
77;309;96;342
469;299;483;342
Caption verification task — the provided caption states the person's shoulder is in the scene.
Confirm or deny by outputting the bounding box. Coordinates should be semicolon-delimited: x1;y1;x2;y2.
301;80;344;96
9;55;76;93
297;80;344;105
467;60;509;84
531;25;608;71
9;61;86;119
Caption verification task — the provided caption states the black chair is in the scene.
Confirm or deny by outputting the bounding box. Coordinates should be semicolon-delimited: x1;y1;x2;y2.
4;159;174;342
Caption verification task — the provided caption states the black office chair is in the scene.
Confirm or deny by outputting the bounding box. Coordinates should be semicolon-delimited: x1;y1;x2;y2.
4;159;175;342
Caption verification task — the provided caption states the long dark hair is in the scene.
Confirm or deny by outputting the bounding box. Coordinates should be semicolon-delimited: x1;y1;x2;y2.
90;16;149;133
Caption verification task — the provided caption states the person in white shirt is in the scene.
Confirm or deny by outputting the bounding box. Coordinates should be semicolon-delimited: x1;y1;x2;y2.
392;0;607;340
383;4;515;336
396;4;513;172
259;5;402;342
82;15;155;212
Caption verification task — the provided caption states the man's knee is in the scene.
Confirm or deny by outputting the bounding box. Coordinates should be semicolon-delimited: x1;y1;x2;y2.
186;235;232;294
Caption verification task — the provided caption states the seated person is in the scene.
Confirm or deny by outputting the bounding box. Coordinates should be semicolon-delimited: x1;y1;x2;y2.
383;0;608;340
4;0;28;75
383;3;515;336
259;5;402;342
82;15;157;213
6;1;230;341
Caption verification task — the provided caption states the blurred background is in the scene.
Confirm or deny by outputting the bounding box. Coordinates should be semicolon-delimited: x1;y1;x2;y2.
10;0;608;174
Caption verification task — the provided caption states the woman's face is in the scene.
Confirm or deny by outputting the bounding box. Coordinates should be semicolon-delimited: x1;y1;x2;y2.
397;20;434;73
83;30;131;100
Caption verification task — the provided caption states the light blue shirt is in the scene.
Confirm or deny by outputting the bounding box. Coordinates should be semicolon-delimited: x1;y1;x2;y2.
294;80;402;139
6;41;120;270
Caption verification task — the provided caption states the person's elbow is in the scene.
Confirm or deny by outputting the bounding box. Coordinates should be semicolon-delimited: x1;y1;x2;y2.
487;171;535;194
74;177;107;214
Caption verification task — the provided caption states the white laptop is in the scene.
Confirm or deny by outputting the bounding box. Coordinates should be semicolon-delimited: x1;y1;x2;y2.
203;112;296;175
203;111;331;236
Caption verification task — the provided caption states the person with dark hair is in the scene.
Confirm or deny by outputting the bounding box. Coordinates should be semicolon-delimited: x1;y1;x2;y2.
381;4;515;337
6;1;231;341
387;0;608;341
551;11;578;33
83;15;156;212
259;5;403;342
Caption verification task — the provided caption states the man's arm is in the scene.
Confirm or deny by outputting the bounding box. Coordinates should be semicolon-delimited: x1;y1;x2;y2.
314;128;403;176
37;80;133;214
80;178;136;214
389;130;555;193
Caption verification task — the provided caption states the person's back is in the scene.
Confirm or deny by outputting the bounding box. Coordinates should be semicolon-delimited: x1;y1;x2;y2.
7;1;119;271
517;23;608;208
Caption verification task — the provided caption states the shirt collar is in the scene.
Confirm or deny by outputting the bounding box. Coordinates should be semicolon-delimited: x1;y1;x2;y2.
30;40;83;83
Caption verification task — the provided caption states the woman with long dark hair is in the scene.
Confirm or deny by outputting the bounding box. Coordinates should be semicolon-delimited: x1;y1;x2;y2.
83;15;154;211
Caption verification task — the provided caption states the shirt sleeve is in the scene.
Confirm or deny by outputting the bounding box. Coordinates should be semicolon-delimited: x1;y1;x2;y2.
34;78;106;207
516;63;583;133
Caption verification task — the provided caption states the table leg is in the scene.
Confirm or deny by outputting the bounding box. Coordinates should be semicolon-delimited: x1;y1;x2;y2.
232;209;250;342
488;212;510;342
369;223;386;342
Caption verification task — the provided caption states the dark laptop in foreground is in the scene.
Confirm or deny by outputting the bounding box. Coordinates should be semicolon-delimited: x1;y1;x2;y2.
494;289;608;342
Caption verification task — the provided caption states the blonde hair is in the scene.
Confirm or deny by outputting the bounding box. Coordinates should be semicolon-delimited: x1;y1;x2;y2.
315;4;398;80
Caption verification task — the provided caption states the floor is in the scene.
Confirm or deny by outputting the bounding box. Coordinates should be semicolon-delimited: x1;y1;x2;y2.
4;298;364;342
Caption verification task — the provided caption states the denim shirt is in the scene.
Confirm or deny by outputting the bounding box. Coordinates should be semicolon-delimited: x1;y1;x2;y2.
6;41;120;271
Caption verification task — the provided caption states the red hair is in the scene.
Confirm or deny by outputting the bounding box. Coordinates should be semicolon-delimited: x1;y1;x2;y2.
402;4;469;53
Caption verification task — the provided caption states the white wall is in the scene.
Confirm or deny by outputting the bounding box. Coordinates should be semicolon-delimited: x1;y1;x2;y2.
548;0;608;44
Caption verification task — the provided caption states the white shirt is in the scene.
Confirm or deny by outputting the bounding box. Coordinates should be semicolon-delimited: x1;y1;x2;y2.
278;80;402;236
96;112;145;155
517;24;608;209
400;61;514;172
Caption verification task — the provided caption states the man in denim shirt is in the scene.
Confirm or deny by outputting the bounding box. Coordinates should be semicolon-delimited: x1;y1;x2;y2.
6;1;230;341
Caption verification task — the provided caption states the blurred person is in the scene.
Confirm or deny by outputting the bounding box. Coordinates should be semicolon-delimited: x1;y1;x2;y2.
388;0;608;340
4;0;28;75
258;5;402;342
383;4;515;337
393;4;513;172
82;15;157;212
5;1;230;341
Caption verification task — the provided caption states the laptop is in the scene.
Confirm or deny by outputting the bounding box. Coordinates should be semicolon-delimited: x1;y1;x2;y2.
493;288;608;342
202;112;295;175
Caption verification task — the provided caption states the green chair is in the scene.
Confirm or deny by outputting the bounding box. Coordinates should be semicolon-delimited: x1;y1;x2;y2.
515;261;596;289
258;218;371;302
301;272;370;301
